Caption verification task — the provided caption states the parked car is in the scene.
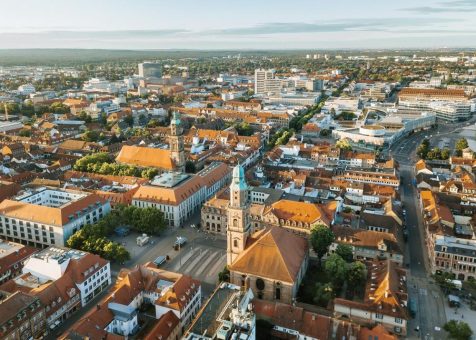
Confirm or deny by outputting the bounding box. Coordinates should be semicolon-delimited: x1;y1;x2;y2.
154;255;167;267
174;237;187;250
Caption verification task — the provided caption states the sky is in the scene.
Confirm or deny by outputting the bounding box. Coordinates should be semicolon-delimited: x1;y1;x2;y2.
0;0;475;50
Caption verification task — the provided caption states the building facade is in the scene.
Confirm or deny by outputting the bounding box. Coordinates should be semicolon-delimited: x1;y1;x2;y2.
0;188;110;248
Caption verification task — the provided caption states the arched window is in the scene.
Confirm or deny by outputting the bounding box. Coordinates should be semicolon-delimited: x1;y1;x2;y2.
233;239;238;248
233;218;238;227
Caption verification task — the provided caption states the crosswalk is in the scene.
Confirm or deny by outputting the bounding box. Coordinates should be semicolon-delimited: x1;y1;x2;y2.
165;245;226;284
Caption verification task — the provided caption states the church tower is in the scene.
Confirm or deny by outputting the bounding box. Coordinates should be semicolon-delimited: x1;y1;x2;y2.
169;111;185;173
227;163;251;265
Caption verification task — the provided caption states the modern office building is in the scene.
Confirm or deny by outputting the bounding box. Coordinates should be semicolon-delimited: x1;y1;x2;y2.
398;87;472;122
138;62;162;79
254;69;282;95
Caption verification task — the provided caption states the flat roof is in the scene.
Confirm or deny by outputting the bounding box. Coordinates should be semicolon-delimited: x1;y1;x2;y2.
188;284;239;337
150;172;190;188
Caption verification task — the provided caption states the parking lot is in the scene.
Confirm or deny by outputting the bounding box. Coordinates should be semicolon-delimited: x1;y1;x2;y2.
110;225;227;296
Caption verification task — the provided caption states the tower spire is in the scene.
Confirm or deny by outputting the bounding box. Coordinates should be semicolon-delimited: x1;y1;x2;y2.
227;163;251;265
169;111;185;173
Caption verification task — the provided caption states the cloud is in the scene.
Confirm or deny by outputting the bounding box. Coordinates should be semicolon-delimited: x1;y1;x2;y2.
202;17;461;36
402;0;476;13
0;16;472;49
0;29;189;40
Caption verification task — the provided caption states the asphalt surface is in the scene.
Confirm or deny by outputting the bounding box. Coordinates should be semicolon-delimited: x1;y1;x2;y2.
389;118;476;340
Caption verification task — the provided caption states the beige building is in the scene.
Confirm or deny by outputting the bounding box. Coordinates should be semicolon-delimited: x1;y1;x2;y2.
0;291;46;340
226;164;309;304
334;260;409;337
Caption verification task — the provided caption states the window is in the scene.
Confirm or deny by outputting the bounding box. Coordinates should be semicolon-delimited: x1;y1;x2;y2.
375;313;384;319
395;318;403;324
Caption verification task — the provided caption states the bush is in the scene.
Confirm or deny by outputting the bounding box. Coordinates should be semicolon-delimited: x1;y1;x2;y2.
444;320;473;340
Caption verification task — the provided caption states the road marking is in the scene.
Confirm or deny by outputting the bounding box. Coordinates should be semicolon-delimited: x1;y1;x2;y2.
194;249;223;277
207;252;226;277
181;249;210;273
419;288;427;296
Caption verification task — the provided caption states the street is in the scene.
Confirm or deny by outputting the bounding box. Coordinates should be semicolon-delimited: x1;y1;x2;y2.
388;118;476;340
399;165;447;340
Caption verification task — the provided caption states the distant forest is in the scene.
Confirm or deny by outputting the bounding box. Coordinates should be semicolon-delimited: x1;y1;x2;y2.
0;48;474;66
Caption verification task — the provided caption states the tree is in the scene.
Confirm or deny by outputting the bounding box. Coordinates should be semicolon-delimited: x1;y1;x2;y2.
79;111;92;123
19;129;31;137
82;130;100;142
347;261;367;292
456;138;469;151
185;160;196;174
417;139;430;159
124;115;134;127
218;266;230;282
141;167;158;179
234;122;254;136
121;206;166;235
310;225;335;265
108;242;131;263
324;254;347;287
444;320;473;340
336;139;352;151
335;244;354;263
313;282;334;307
441;148;451;160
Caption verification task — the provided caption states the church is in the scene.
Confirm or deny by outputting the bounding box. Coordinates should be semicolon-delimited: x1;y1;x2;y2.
116;111;186;173
226;164;309;304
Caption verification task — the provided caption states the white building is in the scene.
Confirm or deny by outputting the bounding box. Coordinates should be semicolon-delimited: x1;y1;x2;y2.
0;187;111;248
266;92;321;106
18;84;36;95
83;78;123;94
22;247;111;306
132;162;231;227
254;69;282;95
0;247;111;328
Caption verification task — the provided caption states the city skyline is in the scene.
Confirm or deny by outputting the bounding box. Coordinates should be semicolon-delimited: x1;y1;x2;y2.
0;0;475;49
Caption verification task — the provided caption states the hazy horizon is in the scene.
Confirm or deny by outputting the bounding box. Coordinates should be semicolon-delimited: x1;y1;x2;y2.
1;0;475;50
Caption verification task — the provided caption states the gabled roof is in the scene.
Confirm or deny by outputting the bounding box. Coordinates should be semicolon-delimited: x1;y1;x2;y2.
229;227;308;283
269;199;330;225
116;145;174;169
